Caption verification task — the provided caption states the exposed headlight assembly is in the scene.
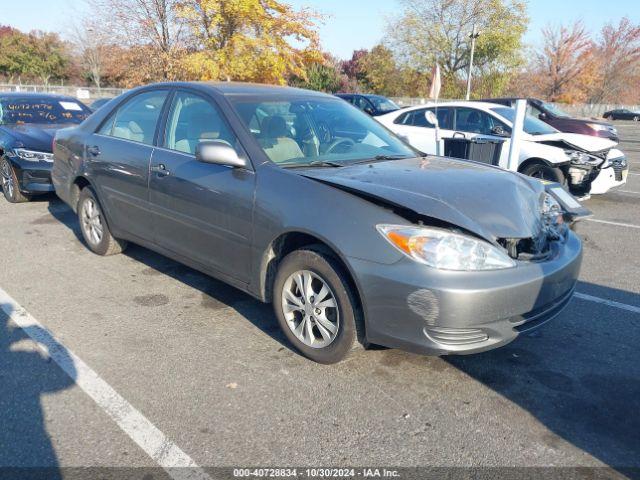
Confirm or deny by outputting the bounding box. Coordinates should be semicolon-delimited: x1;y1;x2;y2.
13;148;54;162
565;150;600;166
377;225;516;271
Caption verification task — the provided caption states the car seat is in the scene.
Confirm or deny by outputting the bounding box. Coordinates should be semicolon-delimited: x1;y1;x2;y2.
259;116;304;163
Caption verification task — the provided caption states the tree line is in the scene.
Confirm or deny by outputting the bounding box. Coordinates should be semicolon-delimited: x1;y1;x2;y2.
1;0;639;105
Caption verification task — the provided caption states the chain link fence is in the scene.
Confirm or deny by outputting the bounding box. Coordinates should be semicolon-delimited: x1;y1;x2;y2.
0;84;127;102
390;97;640;119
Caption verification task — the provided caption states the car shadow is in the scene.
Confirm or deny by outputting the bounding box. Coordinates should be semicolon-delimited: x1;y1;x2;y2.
0;304;76;479
445;281;640;476
46;198;290;351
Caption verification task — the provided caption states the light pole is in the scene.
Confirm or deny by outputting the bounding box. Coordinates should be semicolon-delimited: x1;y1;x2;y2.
465;24;480;100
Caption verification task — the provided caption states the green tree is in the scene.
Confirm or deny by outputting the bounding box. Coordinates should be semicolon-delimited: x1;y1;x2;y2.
27;32;69;85
388;0;528;98
290;59;343;93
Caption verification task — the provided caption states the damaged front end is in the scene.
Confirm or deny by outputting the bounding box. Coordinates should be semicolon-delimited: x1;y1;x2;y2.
564;150;605;195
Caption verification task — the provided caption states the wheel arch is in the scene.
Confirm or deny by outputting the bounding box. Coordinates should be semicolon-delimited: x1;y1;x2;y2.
258;230;366;336
69;175;94;212
518;157;556;173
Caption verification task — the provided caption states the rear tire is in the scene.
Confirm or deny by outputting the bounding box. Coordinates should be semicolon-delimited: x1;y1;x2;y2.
1;158;31;203
77;187;127;256
273;247;361;364
521;161;566;185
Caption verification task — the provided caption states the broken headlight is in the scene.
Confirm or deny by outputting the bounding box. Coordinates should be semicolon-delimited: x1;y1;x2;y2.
541;193;568;239
377;225;516;271
565;150;600;166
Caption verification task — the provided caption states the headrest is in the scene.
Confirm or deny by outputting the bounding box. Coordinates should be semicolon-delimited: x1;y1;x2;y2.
263;116;289;138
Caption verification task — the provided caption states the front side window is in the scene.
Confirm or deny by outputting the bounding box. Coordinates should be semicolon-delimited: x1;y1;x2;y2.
0;97;91;125
164;91;239;155
230;97;415;167
491;107;557;136
354;96;373;112
454;107;508;135
98;90;168;145
367;96;399;113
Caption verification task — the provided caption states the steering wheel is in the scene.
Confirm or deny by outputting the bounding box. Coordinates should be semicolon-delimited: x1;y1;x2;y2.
325;137;356;154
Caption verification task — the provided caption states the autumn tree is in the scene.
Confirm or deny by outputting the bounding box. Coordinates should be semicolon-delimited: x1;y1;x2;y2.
534;21;597;102
387;0;528;98
176;0;323;84
290;56;343;93
588;17;640;104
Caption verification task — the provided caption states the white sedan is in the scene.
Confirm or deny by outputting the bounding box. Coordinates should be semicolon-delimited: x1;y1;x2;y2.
377;101;628;195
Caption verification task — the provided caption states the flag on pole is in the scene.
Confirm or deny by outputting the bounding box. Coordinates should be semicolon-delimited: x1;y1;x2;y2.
429;64;441;101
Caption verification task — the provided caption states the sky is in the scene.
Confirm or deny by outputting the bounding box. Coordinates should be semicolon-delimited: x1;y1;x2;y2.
1;0;639;59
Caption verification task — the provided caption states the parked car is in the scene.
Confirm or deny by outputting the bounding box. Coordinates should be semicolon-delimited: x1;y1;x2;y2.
0;92;92;203
89;97;113;111
483;97;618;141
335;93;400;116
377;101;628;196
53;82;584;364
602;108;640;121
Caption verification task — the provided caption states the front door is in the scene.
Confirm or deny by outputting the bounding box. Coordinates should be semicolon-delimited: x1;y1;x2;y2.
148;90;255;283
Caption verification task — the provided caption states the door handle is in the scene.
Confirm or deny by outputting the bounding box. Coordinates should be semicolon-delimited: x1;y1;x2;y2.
151;163;170;176
87;145;101;156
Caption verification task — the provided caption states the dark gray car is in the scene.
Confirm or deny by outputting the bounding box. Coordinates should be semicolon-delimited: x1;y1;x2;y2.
52;82;583;364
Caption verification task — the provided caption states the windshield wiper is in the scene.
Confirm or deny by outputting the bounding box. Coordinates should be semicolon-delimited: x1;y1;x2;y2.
282;160;345;168
351;154;411;165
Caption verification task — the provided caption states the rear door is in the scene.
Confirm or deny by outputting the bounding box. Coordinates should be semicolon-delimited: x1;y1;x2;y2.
390;107;454;154
148;89;255;283
88;89;169;240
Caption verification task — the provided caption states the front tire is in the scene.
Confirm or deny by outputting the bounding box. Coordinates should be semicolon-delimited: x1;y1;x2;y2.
1;158;31;203
77;187;127;256
521;161;566;185
273;248;360;364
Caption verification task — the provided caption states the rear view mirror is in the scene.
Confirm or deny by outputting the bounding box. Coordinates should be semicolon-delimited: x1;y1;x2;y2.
196;140;246;168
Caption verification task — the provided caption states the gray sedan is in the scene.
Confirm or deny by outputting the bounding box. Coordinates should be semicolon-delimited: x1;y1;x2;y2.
52;82;583;364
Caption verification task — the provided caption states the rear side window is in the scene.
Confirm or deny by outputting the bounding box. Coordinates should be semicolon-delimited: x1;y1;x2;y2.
395;109;435;128
98;90;168;145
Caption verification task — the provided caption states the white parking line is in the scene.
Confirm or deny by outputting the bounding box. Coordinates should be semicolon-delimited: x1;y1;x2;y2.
575;292;640;314
0;287;211;480
583;218;640;229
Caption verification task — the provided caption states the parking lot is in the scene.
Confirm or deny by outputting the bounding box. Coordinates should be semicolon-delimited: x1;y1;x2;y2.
1;123;639;479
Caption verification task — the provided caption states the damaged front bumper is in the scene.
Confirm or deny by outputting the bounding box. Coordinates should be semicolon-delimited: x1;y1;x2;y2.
347;231;583;355
589;156;629;194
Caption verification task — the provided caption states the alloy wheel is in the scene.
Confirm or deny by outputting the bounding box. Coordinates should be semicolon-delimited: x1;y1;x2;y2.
281;270;340;348
1;160;15;199
81;198;104;246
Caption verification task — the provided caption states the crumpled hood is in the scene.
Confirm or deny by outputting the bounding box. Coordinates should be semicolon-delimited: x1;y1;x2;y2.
1;123;68;152
300;156;546;242
529;132;617;153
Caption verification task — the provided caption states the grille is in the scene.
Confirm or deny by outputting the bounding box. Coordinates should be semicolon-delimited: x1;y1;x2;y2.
424;326;488;346
612;160;626;181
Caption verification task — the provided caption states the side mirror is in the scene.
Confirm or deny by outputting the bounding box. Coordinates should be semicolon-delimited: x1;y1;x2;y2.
425;110;438;126
538;112;547;120
363;106;375;115
491;125;508;136
195;140;246;168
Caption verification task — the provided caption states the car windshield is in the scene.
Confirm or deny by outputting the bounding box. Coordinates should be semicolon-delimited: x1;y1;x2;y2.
491;107;558;135
540;101;570;118
0;97;91;125
230;97;415;167
367;96;400;113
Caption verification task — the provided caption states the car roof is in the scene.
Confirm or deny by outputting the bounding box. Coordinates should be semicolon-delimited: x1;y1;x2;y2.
140;81;332;99
398;101;508;112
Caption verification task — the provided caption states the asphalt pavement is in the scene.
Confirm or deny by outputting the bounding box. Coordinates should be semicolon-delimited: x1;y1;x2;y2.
0;121;639;479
